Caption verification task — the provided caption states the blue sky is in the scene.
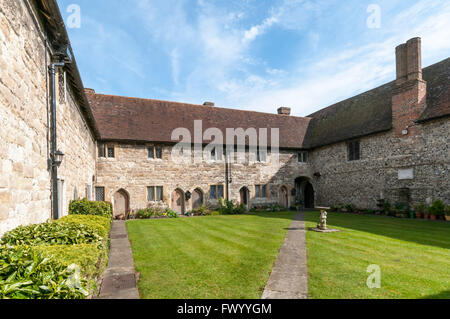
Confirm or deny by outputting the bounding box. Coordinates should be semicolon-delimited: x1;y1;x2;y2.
57;0;450;116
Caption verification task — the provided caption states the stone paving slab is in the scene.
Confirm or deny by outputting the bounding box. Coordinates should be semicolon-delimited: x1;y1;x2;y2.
98;221;140;299
261;211;308;299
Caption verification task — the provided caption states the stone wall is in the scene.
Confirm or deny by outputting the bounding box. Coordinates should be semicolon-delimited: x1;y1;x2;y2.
95;143;312;213
310;117;450;209
0;0;96;235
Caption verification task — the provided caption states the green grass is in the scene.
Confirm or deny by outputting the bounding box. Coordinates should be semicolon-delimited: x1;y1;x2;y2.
305;211;450;299
126;212;294;299
127;211;450;299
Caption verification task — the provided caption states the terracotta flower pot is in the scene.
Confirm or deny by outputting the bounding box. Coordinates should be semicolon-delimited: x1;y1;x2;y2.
424;213;430;219
430;214;437;221
415;213;422;219
445;215;450;222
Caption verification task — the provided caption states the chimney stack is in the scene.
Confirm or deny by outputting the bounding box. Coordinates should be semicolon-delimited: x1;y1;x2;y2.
396;37;422;84
84;88;96;94
392;37;427;138
203;102;215;106
277;107;291;116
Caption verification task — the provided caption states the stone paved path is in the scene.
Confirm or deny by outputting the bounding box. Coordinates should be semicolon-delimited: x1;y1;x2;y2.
98;221;140;299
261;211;308;299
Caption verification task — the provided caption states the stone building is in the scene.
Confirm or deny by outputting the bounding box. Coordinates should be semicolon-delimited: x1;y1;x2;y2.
0;0;449;233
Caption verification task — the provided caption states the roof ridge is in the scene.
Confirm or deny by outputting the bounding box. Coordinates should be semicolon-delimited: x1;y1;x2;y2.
88;92;311;120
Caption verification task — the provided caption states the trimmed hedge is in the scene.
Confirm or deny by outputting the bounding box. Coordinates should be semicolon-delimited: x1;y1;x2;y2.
0;245;88;299
69;198;113;218
57;215;112;239
0;222;102;247
0;205;113;299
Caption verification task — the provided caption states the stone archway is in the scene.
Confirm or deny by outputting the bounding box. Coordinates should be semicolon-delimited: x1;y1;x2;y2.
279;186;289;208
239;187;250;207
171;189;185;214
113;189;130;218
295;177;315;209
192;188;204;210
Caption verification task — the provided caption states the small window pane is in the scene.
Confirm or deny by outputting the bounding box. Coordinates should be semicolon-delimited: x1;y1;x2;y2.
98;144;105;158
262;185;267;198
255;185;261;198
108;147;115;158
95;187;105;202
210;186;217;199
156;186;163;201
147;186;155;201
303;152;307;163
148;147;155;159
217;185;224;199
155;147;162;159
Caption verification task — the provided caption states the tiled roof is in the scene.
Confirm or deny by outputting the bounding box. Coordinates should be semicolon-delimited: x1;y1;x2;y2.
303;58;450;149
87;58;449;150
87;94;311;149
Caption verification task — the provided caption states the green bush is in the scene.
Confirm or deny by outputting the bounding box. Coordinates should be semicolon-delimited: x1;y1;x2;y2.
428;199;445;216
0;245;88;299
57;215;111;239
69;198;112;218
0;222;102;247
445;206;450;216
165;209;179;219
33;244;106;283
210;211;221;216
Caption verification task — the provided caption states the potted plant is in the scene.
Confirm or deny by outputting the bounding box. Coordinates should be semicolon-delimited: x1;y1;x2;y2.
423;206;431;219
414;202;425;219
445;206;450;222
428;199;445;221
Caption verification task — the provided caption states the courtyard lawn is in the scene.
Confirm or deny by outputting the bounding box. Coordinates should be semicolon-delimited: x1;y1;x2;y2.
126;212;295;299
306;211;450;299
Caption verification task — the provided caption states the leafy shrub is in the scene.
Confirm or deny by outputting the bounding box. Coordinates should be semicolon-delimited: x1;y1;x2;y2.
69;199;112;218
428;199;445;216
192;205;211;216
57;215;111;239
134;208;156;219
0;245;88;299
344;204;354;213
210;211;221;216
0;222;102;247
165;209;179;218
414;202;426;214
445;206;450;216
33;244;106;283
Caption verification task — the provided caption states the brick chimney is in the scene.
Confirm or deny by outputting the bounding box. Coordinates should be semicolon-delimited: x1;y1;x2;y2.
392;37;427;137
203;102;215;106
84;88;96;94
277;107;291;115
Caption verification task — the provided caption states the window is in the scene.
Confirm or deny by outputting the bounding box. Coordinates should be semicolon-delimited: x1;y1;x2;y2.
148;146;163;159
210;185;224;200
147;186;163;202
348;141;360;161
255;185;268;198
98;144;106;158
155;147;163;159
107;146;115;158
298;152;308;163
95;187;105;202
148;147;155;159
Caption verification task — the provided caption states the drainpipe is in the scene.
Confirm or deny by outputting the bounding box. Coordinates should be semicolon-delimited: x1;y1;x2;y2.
49;61;65;220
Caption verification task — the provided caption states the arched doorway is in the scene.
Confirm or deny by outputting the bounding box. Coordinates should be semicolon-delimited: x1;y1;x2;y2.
239;187;250;207
192;188;204;210
279;186;289;208
171;189;185;214
304;182;315;209
113;189;130;218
